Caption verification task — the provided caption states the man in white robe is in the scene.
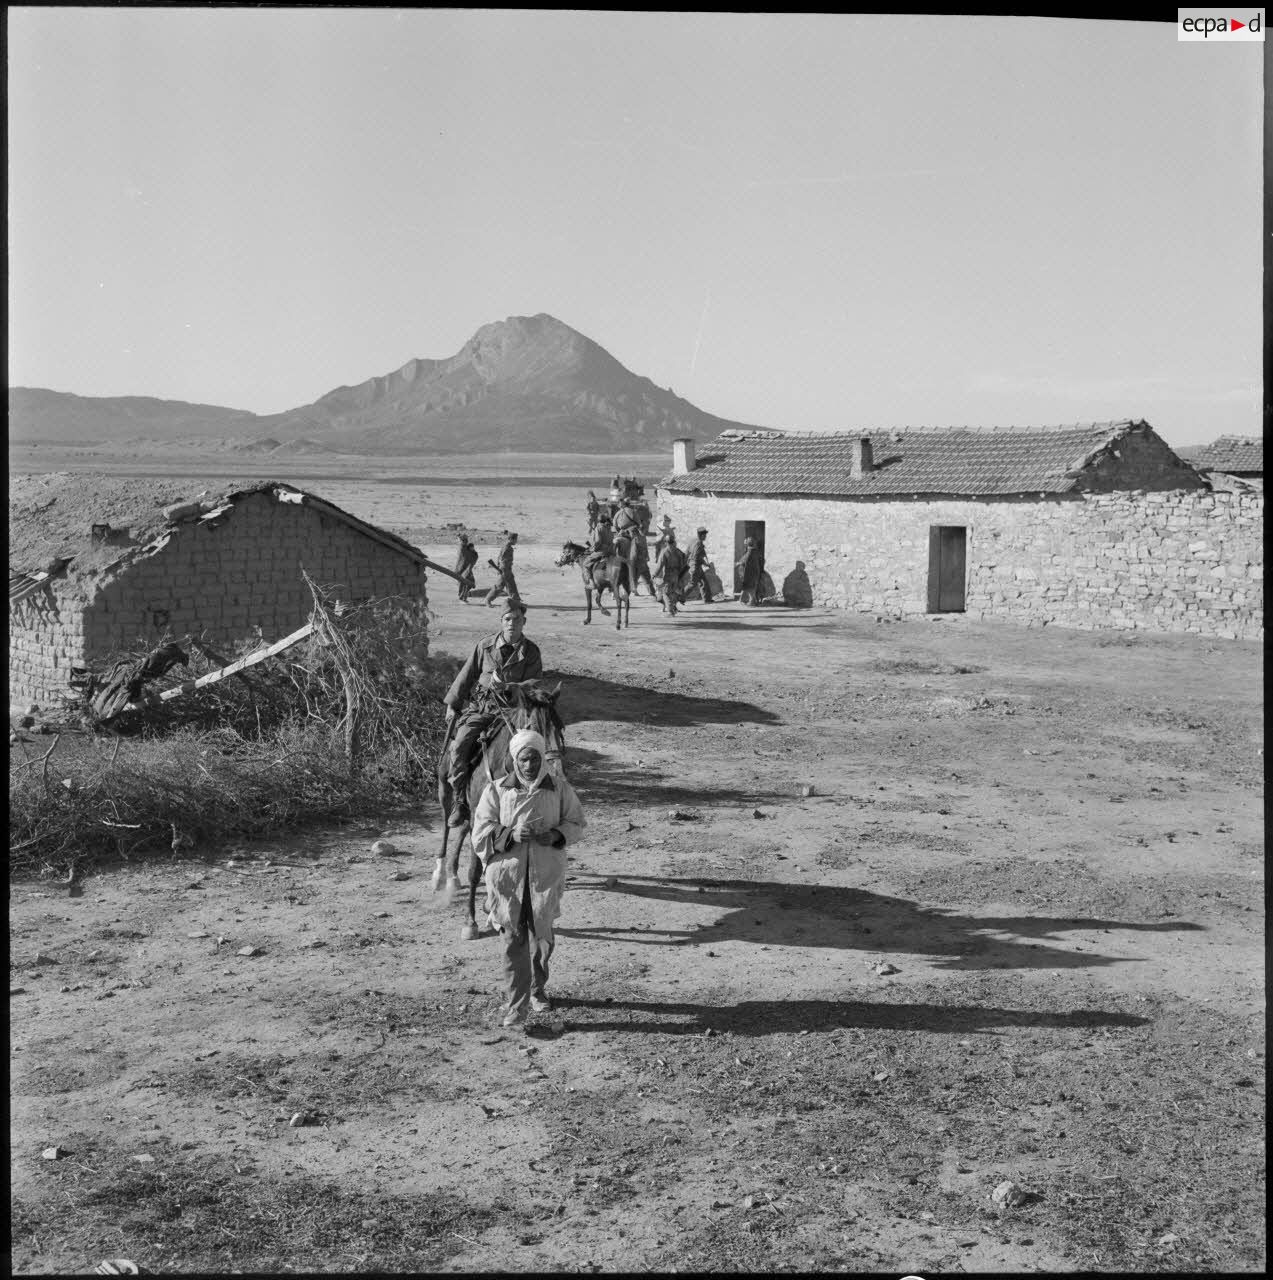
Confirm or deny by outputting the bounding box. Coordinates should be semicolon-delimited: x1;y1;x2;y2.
470;729;586;1027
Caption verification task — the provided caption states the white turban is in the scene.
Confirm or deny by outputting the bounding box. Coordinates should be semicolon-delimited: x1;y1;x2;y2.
508;728;548;790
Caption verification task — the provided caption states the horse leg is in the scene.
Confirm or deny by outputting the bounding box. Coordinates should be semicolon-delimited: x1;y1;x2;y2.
582;585;592;624
461;841;483;941
432;821;451;891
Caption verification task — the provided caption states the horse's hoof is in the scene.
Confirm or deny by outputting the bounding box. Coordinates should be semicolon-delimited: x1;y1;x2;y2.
460;922;478;941
447;876;463;895
430;861;446;891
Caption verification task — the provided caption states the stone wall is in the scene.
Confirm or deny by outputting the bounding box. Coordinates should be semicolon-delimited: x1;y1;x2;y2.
9;492;429;710
653;488;1263;640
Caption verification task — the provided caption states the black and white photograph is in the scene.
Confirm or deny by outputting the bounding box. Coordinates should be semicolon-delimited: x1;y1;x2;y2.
9;9;1264;1275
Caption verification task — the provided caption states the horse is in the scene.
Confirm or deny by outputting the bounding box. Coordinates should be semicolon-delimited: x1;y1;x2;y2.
555;540;631;629
432;679;566;941
615;531;657;600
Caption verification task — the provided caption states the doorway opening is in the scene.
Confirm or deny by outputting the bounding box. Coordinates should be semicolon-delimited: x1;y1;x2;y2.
733;520;766;593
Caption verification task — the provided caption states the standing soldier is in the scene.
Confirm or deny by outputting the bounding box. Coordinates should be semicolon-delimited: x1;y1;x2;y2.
585;490;601;535
736;535;762;607
652;529;688;615
687;526;714;603
652;514;675;560
455;531;479;603
486;531;520;608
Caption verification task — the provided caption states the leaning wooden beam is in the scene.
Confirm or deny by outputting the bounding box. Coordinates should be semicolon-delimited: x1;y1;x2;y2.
421;557;464;583
157;621;315;703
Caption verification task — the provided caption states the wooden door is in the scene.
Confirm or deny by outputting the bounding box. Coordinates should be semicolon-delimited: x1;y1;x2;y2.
927;526;966;612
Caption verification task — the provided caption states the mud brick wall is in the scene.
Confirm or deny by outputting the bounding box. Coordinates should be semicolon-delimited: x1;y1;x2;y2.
9;589;89;710
653;489;1263;640
8;492;429;709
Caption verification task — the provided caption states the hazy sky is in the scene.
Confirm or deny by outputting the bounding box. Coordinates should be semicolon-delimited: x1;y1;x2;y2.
7;10;1263;448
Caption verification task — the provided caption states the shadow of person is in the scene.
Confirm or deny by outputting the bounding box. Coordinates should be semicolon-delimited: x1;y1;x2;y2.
547;993;1150;1038
557;874;1206;973
781;561;813;608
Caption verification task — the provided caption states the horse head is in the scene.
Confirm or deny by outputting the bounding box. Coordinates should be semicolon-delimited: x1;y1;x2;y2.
489;679;566;762
556;541;586;567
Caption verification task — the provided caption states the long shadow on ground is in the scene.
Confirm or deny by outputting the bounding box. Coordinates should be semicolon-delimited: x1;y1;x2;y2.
555;874;1205;973
555;675;780;727
546;995;1149;1038
560;745;791;806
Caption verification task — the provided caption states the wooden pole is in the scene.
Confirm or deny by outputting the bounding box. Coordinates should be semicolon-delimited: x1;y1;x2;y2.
157;621;315;703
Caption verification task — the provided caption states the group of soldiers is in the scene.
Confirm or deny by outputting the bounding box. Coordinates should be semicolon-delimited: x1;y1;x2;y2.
452;529;520;607
583;490;718;610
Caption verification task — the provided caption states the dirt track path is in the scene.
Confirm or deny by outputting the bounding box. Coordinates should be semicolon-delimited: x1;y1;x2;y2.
10;525;1265;1274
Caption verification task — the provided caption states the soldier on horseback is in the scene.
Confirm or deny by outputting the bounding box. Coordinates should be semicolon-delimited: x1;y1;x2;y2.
583;512;614;572
442;597;543;825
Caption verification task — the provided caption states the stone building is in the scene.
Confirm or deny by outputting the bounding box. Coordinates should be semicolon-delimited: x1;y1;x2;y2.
1178;436;1263;490
9;477;429;710
654;420;1263;639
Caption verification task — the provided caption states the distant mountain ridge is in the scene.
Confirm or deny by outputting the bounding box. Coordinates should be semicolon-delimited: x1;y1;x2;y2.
9;314;765;454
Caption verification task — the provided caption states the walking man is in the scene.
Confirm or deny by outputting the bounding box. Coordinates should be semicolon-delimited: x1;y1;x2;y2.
652;530;688;615
471;728;586;1027
585;490;601;534
687;526;714;603
442;598;543;824
454;531;479;603
486;530;520;607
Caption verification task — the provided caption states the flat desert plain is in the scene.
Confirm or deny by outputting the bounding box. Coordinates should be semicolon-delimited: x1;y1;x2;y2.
10;458;1266;1275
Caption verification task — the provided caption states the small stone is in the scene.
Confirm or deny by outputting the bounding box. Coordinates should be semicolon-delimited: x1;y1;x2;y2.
236;945;262;957
132;1153;156;1163
801;784;815;797
991;1179;1029;1208
289;1112;311;1128
371;839;398;856
873;962;900;976
42;1146;65;1160
387;870;410;881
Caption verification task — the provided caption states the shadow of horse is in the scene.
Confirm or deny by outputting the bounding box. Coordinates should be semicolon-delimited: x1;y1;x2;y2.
434;679;565;938
556;874;1206;973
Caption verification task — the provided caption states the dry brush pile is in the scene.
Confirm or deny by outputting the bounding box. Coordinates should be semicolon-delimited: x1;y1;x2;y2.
9;579;456;881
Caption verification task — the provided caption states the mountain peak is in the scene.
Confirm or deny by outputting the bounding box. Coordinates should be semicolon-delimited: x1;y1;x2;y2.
10;314;768;454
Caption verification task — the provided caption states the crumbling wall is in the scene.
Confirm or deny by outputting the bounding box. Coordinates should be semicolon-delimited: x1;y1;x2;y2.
9;490;430;709
83;491;428;661
653;488;1263;639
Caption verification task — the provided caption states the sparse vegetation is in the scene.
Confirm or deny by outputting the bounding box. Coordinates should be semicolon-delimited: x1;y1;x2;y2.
9;584;456;881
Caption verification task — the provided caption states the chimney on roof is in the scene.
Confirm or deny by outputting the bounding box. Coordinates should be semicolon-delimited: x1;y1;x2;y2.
848;436;873;479
672;437;696;475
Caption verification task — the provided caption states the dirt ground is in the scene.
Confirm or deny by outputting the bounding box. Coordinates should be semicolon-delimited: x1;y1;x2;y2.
9;472;1267;1275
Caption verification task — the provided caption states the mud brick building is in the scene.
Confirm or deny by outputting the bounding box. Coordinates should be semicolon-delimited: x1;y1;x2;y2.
9;477;429;710
654;420;1263;640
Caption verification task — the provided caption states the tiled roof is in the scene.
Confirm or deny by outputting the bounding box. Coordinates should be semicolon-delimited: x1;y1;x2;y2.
1180;435;1263;474
660;420;1162;497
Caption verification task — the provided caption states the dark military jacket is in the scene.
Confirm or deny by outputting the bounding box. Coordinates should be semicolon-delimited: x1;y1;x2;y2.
444;633;544;712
